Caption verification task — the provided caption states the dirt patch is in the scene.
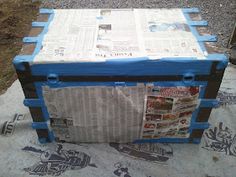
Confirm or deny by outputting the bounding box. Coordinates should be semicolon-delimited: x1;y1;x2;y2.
0;0;40;94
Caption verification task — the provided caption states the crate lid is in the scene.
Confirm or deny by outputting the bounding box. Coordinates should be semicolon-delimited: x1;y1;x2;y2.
24;9;217;64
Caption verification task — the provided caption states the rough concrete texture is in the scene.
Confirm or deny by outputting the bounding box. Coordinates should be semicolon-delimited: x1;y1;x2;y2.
0;64;236;177
40;0;236;50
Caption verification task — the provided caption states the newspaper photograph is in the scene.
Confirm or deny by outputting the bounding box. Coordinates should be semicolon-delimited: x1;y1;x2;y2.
162;113;179;121
50;118;74;141
145;114;162;121
146;96;174;114
141;86;200;139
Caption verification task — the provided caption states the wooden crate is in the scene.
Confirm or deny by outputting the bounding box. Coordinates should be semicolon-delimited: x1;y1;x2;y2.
13;8;228;143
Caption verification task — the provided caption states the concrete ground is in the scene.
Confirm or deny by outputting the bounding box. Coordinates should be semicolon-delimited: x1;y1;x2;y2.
0;64;236;177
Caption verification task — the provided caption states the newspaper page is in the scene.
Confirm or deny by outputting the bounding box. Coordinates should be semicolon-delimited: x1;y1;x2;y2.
134;9;206;59
141;85;200;139
43;84;146;143
34;9;102;63
43;84;200;142
33;9;206;63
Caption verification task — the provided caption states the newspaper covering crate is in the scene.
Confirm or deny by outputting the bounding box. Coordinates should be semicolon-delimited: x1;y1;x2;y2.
13;8;228;144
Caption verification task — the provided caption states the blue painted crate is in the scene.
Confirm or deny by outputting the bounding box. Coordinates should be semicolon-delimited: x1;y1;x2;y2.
13;8;228;144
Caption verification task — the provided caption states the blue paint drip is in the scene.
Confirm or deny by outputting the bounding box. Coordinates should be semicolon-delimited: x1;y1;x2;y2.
200;99;219;108
38;138;47;144
48;131;55;142
192;138;201;144
32;22;48;27
191;122;210;129
182;8;200;13
188;20;208;26
32;122;48;129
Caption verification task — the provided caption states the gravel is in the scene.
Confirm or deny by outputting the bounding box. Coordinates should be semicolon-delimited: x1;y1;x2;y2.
41;0;236;49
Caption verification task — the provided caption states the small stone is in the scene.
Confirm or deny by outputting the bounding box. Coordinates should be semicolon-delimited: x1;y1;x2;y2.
212;156;219;162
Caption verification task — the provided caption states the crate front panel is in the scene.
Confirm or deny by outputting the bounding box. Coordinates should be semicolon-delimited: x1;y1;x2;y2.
31;81;208;143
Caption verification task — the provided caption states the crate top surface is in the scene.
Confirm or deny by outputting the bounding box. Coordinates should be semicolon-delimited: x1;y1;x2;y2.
18;8;225;65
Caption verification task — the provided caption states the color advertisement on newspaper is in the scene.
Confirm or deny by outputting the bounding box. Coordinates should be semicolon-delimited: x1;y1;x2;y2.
141;85;200;139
